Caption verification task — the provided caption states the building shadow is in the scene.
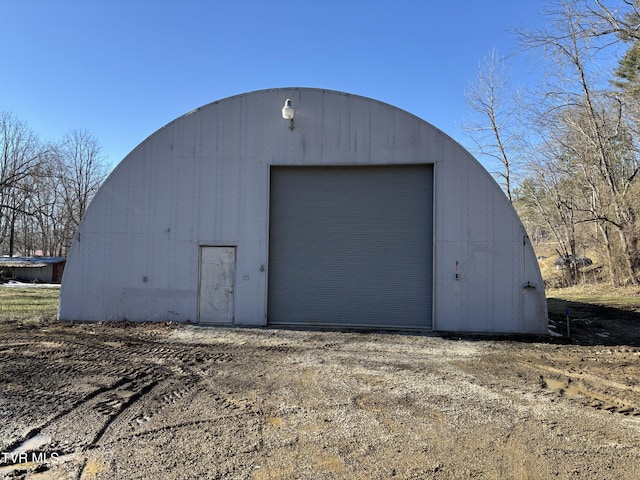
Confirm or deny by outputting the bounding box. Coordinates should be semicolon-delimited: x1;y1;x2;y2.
547;297;640;347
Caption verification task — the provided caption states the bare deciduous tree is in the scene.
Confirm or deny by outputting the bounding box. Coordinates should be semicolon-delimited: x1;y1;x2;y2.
515;0;640;285
0;111;43;256
56;128;107;234
464;49;524;203
0;113;108;258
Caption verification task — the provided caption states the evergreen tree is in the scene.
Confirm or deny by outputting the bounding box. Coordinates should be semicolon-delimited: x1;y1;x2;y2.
612;0;640;94
613;41;640;94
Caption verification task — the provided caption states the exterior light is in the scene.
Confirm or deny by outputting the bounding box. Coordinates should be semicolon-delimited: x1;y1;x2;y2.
282;99;294;119
282;98;294;130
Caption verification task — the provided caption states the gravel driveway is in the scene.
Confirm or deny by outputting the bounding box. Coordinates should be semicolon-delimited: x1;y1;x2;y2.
1;320;639;479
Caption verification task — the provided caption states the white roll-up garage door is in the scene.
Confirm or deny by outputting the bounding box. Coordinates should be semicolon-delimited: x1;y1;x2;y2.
268;165;433;329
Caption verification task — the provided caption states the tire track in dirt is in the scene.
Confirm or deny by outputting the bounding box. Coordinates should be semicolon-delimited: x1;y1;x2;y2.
129;378;201;428
535;366;640;416
0;373;153;472
467;345;640;418
508;346;640;416
89;375;162;444
0;327;241;478
76;376;160;480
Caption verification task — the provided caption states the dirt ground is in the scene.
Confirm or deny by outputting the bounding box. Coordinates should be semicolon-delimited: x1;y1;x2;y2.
1;311;640;479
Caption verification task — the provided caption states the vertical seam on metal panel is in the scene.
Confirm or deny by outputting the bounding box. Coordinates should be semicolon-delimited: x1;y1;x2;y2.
264;164;271;326
196;246;202;324
431;162;437;331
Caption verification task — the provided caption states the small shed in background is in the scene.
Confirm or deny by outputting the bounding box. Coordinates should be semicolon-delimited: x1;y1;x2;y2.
0;257;66;284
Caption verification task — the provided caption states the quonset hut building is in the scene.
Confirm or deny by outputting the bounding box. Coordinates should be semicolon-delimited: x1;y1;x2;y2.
59;88;548;333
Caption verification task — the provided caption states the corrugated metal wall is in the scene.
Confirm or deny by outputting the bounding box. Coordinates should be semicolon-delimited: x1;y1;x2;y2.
268;165;433;329
8;266;53;283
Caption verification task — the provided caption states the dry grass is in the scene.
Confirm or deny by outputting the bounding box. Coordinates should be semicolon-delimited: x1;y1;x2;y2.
534;243;609;288
533;243;640;320
547;283;640;310
0;286;60;324
537;241;640;313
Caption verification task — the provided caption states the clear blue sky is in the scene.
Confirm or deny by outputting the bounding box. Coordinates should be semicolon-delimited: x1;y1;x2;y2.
1;0;548;171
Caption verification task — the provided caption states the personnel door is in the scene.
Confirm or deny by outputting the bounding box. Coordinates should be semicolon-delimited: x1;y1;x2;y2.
198;247;235;324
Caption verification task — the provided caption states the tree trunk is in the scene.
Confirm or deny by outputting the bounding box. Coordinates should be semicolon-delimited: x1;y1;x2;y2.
597;222;616;286
8;211;15;257
617;227;639;285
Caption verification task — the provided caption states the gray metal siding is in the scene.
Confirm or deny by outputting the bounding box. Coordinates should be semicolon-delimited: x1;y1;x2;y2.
268;165;433;329
60;88;547;333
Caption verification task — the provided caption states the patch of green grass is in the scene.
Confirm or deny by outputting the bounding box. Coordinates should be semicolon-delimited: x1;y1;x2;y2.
0;286;60;324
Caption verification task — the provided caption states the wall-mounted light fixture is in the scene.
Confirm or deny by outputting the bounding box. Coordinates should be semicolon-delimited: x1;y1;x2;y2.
282;98;294;130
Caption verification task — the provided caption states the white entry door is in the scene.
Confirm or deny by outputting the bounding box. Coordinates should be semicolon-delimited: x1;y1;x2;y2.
198;247;235;324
